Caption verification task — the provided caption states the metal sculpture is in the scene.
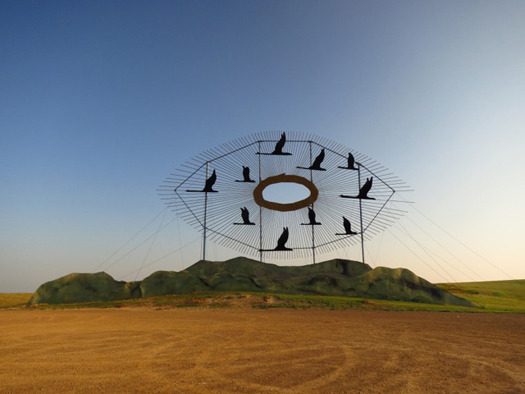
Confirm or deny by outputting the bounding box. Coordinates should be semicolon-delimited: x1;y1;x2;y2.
159;131;410;264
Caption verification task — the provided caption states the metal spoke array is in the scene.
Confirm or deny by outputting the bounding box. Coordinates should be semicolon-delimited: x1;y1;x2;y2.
158;131;411;263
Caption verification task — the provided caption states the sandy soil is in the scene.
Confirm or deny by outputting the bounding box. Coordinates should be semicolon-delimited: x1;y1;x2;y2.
0;308;523;393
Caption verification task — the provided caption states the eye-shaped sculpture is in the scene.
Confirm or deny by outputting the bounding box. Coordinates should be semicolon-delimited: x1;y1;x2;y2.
159;131;410;263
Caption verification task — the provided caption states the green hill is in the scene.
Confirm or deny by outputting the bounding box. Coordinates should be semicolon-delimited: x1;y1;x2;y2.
28;272;141;305
28;257;472;307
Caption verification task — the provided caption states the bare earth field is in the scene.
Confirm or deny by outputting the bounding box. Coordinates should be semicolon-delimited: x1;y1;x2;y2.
0;309;523;393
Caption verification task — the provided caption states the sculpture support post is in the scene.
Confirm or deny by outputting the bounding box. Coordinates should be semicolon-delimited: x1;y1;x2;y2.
258;142;263;263
203;162;209;261
357;164;365;264
309;141;316;264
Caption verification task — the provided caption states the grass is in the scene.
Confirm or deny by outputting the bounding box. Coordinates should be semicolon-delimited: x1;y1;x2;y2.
17;293;488;312
437;280;525;313
0;293;32;308
269;294;481;312
2;279;523;312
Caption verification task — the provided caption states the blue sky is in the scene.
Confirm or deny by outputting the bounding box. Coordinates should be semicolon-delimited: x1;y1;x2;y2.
1;0;524;292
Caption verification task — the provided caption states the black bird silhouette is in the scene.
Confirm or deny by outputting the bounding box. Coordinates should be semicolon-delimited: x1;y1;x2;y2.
186;169;218;192
256;132;292;155
272;132;287;154
274;227;292;250
242;166;255;182
242;166;254;182
235;166;255;182
340;177;375;200
202;169;217;192
338;152;358;170
357;177;374;199
301;207;321;225
310;149;325;170
234;206;255;225
297;148;326;171
336;217;358;235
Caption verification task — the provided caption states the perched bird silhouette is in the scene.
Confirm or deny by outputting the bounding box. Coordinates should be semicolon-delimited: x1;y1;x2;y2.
336;216;357;235
202;169;217;192
338;152;358;170
340;177;375;200
301;207;321;225
274;227;292;250
239;207;255;225
298;148;326;171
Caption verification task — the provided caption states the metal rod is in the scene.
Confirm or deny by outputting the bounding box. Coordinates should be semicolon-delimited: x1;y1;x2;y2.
309;141;316;264
258;142;263;263
358;164;365;264
202;162;209;261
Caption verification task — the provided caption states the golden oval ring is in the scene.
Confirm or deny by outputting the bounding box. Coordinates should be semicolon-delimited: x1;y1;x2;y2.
253;174;319;212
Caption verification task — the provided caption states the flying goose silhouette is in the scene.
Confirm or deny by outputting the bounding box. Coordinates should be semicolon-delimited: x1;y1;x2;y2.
234;207;255;225
186;169;218;192
235;166;255;182
256;132;292;155
338;152;358;170
336;216;358;235
203;169;217;192
340;177;375;200
301;207;321;225
297;148;326;171
259;227;293;251
272;132;287;155
274;227;292;250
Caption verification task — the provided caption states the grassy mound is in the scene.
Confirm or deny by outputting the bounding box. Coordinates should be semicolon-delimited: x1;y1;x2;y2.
140;258;371;296
28;272;141;305
28;257;472;306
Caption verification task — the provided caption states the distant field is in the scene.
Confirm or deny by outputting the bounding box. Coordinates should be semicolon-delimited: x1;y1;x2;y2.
0;293;32;308
437;279;525;312
2;279;523;312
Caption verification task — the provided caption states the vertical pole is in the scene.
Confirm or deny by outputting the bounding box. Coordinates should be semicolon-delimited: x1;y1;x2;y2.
202;162;209;261
357;164;365;264
258;142;263;263
309;142;316;264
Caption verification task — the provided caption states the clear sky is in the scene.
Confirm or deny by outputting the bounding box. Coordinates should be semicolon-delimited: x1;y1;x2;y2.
1;0;524;292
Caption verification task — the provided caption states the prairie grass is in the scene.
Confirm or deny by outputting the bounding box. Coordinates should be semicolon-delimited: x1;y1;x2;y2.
0;293;32;308
437;280;525;312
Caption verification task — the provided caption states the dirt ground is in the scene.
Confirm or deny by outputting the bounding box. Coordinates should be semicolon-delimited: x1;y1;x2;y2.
0;308;523;393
